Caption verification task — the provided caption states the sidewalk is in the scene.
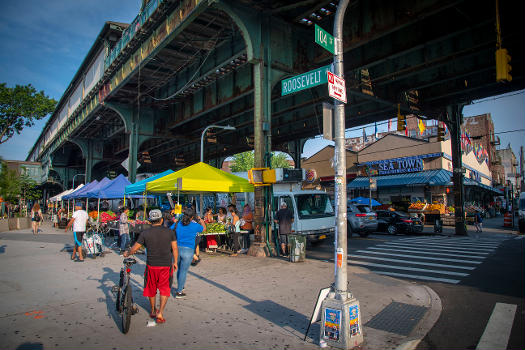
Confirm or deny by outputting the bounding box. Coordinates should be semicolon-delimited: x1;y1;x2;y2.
426;215;523;237
0;224;441;350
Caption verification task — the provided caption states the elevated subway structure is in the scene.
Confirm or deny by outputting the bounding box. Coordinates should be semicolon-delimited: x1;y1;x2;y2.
29;0;524;245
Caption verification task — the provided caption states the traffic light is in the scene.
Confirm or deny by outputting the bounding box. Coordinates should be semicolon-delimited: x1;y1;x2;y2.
437;124;445;142
496;48;512;82
397;112;406;132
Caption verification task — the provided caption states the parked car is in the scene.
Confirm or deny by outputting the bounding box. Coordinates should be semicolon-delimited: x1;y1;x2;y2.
376;210;424;234
347;204;378;237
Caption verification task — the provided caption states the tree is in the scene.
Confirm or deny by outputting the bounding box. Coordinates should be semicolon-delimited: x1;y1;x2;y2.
0;162;21;203
229;151;292;172
0;83;57;144
229;151;254;172
271;152;292;169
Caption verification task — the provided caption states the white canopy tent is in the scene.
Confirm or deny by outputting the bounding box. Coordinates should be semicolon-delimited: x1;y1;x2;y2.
49;184;84;202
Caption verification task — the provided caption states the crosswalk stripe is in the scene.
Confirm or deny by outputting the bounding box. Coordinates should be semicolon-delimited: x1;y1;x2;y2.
356;250;482;264
384;241;497;251
373;271;461;284
394;238;499;246
368;247;486;259
348;254;476;270
476;303;517;350
382;242;494;253
395;238;503;247
348;260;469;276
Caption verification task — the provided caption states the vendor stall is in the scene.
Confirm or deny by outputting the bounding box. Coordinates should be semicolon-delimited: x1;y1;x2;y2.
145;162;254;251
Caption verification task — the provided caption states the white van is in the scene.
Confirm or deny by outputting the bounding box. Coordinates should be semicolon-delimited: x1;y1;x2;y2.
272;182;335;243
519;192;525;219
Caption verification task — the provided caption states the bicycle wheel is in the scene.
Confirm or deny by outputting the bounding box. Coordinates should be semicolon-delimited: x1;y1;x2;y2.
121;285;132;334
115;270;124;312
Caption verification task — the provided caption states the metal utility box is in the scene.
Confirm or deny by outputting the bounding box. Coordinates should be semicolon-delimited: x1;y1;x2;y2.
288;234;306;262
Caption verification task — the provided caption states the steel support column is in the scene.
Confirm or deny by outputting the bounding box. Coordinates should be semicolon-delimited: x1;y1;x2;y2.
447;104;467;235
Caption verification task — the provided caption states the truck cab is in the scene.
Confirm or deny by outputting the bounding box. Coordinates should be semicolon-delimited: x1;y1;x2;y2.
272;182;335;243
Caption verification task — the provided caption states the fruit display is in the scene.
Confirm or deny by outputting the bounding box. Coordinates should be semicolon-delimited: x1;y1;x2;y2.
206;222;226;233
408;201;427;211
89;211;99;219
445;206;455;214
100;211;118;223
424;203;445;214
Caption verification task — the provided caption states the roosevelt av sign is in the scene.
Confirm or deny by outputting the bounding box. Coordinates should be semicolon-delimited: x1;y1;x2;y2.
281;65;332;96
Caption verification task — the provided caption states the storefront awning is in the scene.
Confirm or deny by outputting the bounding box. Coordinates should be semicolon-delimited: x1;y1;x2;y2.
348;169;453;189
348;169;500;194
464;178;500;193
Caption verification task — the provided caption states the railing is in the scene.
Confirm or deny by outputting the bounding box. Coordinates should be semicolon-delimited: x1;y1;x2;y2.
105;0;164;68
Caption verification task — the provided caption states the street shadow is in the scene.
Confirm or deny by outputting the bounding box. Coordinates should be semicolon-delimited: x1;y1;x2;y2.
188;271;310;338
87;265;148;331
0;244;6;254
60;244;74;253
16;343;43;350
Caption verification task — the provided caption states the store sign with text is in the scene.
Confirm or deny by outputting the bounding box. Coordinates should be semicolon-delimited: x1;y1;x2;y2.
364;155;431;175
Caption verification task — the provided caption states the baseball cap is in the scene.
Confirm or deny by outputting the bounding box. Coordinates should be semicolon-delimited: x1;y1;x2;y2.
75;202;83;208
149;209;162;221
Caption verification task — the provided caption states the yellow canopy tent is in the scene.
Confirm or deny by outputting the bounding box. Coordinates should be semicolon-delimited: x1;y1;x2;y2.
146;162;254;193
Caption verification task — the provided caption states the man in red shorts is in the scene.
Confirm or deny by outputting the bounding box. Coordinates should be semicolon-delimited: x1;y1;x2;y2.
124;209;177;324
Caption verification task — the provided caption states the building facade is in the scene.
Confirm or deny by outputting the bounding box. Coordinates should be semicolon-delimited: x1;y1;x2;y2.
348;134;495;209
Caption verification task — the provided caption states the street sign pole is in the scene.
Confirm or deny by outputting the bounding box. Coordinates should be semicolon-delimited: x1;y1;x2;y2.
319;0;364;349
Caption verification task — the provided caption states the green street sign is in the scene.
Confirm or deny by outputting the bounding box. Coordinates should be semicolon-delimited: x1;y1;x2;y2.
281;65;332;96
315;24;335;54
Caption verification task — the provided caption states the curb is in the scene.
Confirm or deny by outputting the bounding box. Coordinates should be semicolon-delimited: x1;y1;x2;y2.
395;285;442;350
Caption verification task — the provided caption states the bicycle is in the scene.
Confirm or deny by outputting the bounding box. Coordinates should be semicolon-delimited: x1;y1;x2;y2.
112;257;139;333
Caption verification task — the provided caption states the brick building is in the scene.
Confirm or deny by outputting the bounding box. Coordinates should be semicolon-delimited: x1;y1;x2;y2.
462;114;504;186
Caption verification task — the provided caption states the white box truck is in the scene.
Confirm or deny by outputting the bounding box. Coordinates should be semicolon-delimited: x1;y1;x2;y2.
271;169;335;243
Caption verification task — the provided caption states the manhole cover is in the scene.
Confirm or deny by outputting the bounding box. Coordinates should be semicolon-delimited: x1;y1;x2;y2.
365;302;428;336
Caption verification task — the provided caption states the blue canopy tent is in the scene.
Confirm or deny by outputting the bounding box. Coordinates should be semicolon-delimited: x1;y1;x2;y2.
62;180;98;217
84;177;112;198
350;197;382;206
125;170;174;195
98;174;132;199
63;180;98;200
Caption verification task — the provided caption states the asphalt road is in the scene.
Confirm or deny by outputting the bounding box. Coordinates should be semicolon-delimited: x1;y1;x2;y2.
306;221;524;350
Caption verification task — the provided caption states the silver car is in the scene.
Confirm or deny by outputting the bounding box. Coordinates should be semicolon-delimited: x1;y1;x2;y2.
347;204;378;237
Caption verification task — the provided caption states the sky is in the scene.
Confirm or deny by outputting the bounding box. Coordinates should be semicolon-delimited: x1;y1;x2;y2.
0;1;523;164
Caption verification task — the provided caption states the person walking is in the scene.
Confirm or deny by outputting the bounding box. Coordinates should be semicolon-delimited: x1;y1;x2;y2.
173;208;205;298
30;203;43;235
474;210;483;232
65;202;89;262
119;207;131;254
274;202;294;256
124;209;178;324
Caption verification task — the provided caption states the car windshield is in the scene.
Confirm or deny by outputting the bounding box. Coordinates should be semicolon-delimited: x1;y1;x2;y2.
295;194;334;219
520;198;525;210
396;211;410;218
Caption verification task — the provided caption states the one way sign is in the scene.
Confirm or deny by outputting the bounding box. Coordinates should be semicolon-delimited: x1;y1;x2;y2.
327;71;347;104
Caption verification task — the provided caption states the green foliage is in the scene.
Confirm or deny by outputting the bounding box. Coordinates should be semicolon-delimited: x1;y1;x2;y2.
270;152;292;169
0;163;41;202
0;163;20;202
229;151;292;172
0;83;56;144
229;151;255;172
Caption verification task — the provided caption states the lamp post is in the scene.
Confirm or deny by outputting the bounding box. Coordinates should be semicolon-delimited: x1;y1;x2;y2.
319;0;364;349
72;173;85;190
200;125;236;162
199;124;236;215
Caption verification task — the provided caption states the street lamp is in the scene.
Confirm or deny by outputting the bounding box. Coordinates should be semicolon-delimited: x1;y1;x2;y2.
72;173;85;189
199;125;236;216
200;125;236;162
